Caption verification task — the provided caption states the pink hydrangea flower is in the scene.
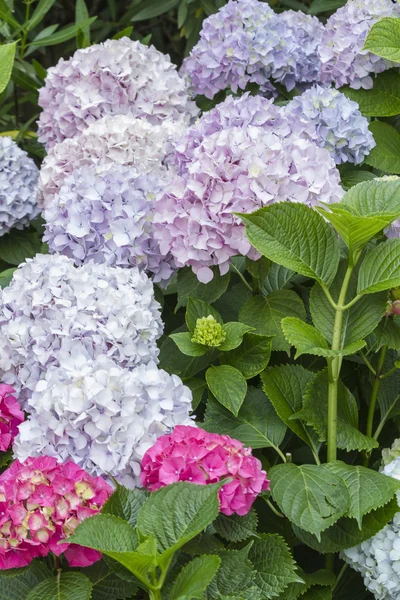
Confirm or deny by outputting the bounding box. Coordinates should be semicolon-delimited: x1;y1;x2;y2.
0;456;112;569
140;425;269;516
0;384;23;452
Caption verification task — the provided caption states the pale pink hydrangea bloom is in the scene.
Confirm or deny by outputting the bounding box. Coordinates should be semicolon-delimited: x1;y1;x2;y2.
0;456;112;569
140;425;269;516
0;384;23;452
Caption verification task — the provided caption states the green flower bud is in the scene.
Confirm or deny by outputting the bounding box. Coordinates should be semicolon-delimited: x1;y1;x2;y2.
191;315;226;347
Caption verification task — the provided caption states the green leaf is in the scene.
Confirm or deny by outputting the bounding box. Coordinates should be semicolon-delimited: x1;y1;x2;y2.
261;365;320;453
245;256;271;282
206;365;247;415
281;317;366;358
293;497;399;553
26;573;92;600
239;203;340;287
364;16;400;62
205;546;259;600
220;333;272;378
219;322;254;351
262;263;295;294
132;0;180;21
325;461;400;527
0;0;19;28
0;41;16;94
137;481;222;555
159;336;212;379
112;26;134;40
68;514;137;551
102;485;147;528
239;291;306;353
364;121;400;174
26;0;56;31
343;70;400;117
340;169;376;190
0;230;42;265
176;267;230;310
203;387;287;450
376;368;400;432
357;238;400;294
29;17;97;46
214;510;258;543
0;267;15;288
75;0;91;41
170;332;208;356
302;587;332;600
294;369;378;452
374;317;400;350
185;378;207;410
340;176;400;217
269;464;349;537
0;561;52;600
170;555;221;600
186;297;223;332
308;0;345;14
85;561;136;600
278;570;335;600
249;534;303;598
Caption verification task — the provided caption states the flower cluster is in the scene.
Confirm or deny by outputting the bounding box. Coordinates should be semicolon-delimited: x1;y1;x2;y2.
181;0;324;98
14;358;193;488
318;0;400;89
140;425;269;516
43;164;175;282
38;115;184;210
0;384;23;452
0;456;112;570
37;37;198;150
0;254;163;404
0;137;40;236
154;94;343;283
191;316;226;347
285;85;375;164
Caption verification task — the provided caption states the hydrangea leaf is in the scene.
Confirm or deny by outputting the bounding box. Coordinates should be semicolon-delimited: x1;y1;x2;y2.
301;586;332;600
205;545;259;600
245;256;271;282
278;569;335;600
357;239;400;294
262;263;296;294
239;203;340;287
0;561;52;600
340;170;376;190
376;369;400;434
374;317;400;351
364;17;400;62
26;573;92;600
184;378;207;410
206;365;247;415
325;461;400;527
261;365;320;454
68;514;138;552
170;332;208;356
186;297;223;332
293;497;399;553
0;41;16;94
102;486;147;528
340;176;400;217
176;267;230;310
269;464;349;537
239;291;306;353
219;322;254;351
220;333;273;379
294;369;378;452
159;336;212;379
364;121;400;174
84;561;137;600
343;70;400;117
169;555;221;600
214;510;258;543
0;230;42;265
203;387;287;450
0;267;16;289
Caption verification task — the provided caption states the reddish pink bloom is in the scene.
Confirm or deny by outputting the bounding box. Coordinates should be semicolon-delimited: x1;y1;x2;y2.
0;457;112;570
141;425;269;516
0;384;23;452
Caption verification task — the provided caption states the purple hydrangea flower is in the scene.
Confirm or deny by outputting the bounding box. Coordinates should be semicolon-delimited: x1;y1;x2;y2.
14;357;194;488
319;0;400;89
0;137;40;236
37;38;198;149
0;254;163;405
38;115;185;209
43;164;175;282
285;85;376;164
154;95;344;283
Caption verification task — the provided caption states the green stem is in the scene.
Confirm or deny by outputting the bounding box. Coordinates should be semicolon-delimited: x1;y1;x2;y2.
366;345;387;439
264;497;284;518
360;352;376;376
20;0;32;59
149;590;162;600
327;263;353;463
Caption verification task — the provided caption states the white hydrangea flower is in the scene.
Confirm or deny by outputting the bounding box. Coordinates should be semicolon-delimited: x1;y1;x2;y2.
13;357;194;488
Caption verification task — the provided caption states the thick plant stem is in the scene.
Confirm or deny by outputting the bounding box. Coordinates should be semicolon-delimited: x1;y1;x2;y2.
327;264;353;463
366;345;388;439
149;590;162;600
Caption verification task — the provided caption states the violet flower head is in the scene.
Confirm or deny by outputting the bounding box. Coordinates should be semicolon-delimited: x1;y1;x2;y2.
0;384;23;452
285;85;376;164
0;137;40;236
0;254;163;404
318;0;400;89
141;425;269;516
0;456;112;570
14;358;194;488
37;38;198;149
43;164;175;282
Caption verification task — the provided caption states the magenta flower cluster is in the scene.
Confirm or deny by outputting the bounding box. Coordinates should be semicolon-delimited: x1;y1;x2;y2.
0;384;23;453
140;425;269;516
0;456;112;570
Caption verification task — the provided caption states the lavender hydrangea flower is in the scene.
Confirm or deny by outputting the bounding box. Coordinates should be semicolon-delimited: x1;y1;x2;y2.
0;254;162;404
0;137;40;236
319;0;400;89
154;97;344;283
285;85;376;164
43;164;175;282
13;357;193;488
38;116;184;209
37;38;198;150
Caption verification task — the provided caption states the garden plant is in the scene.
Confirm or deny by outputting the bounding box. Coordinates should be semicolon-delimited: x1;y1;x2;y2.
3;0;400;599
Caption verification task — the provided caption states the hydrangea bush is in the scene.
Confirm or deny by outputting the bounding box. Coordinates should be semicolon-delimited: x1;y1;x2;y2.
2;0;400;599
